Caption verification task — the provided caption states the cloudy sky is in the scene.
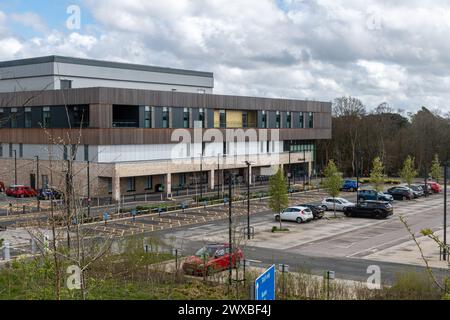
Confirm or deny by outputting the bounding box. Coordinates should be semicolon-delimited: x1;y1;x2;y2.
0;0;449;112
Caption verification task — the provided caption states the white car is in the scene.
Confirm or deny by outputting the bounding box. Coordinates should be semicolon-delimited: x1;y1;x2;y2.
321;198;356;212
274;206;314;223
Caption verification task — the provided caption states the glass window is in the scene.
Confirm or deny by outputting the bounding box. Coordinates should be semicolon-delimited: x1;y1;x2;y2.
145;176;152;190
42;107;51;128
71;144;77;160
127;177;136;192
144;106;151;128
84;145;89;161
0;144;2;157
42;175;49;188
19;144;23;158
63;145;68;160
9;143;13;158
276;111;280;129
162;107;169;128
183;108;190;128
307;112;314;128
199;108;205;128
107;178;112;194
261;111;267;128
10;108;18;128
242;112;248;128
25;107;32;128
61;80;72;90
286;112;291;128
299;112;304;128
219;110;226;128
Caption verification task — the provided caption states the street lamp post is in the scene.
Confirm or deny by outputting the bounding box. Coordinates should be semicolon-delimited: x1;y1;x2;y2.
13;150;17;185
87;160;91;218
443;164;447;258
199;153;203;200
228;172;233;286
245;161;252;240
217;153;221;199
35;156;40;211
288;141;292;192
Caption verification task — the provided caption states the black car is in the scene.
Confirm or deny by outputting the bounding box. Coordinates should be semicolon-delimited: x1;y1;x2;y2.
298;204;324;219
344;201;393;219
387;187;414;200
37;187;63;200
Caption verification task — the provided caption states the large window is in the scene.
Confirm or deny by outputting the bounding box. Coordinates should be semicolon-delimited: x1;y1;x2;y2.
242;112;248;128
42;107;51;128
199;108;205;128
261;111;267;128
162;107;170;128
144;106;151;128
9;143;13;158
276;111;281;129
286;112;292;128
84;145;89;161
307;112;314;128
127;177;136;192
25;108;32;128
19;143;23;158
10;108;18;128
63;145;68;160
299;112;304;128
219;110;226;128
145;176;153;190
183;108;190;128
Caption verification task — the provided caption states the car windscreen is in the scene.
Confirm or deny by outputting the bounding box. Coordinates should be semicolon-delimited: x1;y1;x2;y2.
195;246;221;258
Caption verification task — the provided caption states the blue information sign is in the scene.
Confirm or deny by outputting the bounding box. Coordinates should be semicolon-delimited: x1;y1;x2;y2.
255;265;276;300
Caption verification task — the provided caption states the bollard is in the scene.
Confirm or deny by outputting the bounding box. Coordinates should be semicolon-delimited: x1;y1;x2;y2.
3;241;10;261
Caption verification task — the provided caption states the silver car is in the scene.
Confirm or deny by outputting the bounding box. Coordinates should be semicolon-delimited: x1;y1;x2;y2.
274;206;314;223
321;197;356;211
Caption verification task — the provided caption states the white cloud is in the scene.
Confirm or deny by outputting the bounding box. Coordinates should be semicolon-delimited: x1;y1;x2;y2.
1;1;450;111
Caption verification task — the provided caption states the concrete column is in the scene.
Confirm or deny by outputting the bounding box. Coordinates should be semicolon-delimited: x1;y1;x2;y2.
166;173;172;197
209;170;215;190
112;175;121;202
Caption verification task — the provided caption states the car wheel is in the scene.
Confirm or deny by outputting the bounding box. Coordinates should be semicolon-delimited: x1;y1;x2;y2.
275;215;281;222
296;217;303;224
402;196;406;201
342;207;346;212
322;205;328;211
20;194;24;198
344;212;352;217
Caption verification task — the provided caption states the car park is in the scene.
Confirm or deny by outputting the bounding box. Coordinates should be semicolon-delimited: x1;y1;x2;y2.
182;243;243;276
386;186;414;200
341;180;359;192
5;185;37;198
344;200;394;219
427;181;442;193
37;187;64;200
297;204;325;219
358;189;393;202
275;206;314;223
321;198;356;211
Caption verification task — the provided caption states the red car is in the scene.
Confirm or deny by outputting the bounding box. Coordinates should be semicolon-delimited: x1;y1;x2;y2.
6;185;38;198
427;181;442;194
182;243;244;276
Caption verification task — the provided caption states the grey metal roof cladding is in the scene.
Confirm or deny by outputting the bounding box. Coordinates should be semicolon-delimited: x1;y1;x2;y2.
0;55;214;78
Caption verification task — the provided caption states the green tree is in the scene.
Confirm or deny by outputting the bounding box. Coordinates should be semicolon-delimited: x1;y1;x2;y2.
399;156;417;187
370;157;386;192
268;167;289;230
323;160;343;217
430;154;441;183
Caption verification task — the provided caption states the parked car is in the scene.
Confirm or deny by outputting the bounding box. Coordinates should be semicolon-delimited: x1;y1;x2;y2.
386;187;414;200
321;198;356;211
344;201;394;219
419;184;432;196
297;204;325;219
358;189;393;202
182;243;243;276
274;206;314;223
427;181;442;194
341;180;359;192
37;187;63;200
6;185;37;198
409;185;424;198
